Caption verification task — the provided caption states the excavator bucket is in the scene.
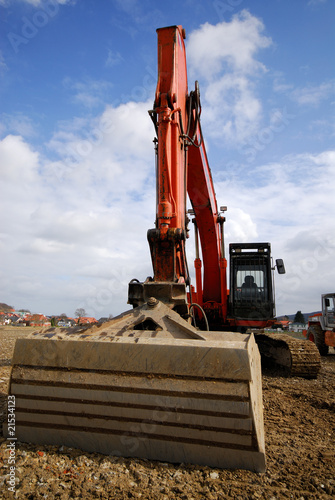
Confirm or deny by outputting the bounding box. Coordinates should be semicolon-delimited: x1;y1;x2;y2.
6;299;266;472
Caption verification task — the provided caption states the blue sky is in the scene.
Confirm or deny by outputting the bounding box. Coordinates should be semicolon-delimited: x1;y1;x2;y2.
0;0;334;319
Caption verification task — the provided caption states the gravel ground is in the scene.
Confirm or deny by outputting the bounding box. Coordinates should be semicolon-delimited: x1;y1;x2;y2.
0;326;334;499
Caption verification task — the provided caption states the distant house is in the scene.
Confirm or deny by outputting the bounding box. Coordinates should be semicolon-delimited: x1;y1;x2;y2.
279;320;291;330
271;319;291;331
57;320;69;327
67;318;77;327
76;317;98;325
98;317;109;324
0;312;20;325
24;314;51;327
290;322;307;333
57;318;77;327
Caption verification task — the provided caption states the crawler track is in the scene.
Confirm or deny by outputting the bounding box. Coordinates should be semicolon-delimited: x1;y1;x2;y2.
255;333;321;378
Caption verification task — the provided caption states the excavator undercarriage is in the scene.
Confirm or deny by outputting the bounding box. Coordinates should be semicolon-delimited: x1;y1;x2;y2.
254;332;320;378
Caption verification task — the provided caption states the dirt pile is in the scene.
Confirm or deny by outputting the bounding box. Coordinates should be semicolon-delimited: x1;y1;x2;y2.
0;327;334;499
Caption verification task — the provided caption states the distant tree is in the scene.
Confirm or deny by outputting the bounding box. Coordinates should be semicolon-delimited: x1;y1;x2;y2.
108;313;114;319
293;310;305;324
0;303;15;312
75;308;86;318
60;313;68;318
18;308;31;314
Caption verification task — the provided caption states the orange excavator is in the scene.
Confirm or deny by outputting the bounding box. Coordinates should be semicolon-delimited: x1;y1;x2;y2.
6;25;320;473
129;29;281;333
127;26;319;377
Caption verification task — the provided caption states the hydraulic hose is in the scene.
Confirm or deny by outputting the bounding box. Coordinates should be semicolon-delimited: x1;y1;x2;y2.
189;303;209;331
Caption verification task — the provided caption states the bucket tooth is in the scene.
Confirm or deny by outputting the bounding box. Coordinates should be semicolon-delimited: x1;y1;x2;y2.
5;300;266;472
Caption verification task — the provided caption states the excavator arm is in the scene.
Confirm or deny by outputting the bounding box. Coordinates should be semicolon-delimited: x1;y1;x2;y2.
186;88;227;311
131;25;228;321
147;26;189;285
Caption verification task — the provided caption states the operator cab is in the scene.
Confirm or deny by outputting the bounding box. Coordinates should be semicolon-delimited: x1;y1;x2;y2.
323;294;335;328
229;243;283;324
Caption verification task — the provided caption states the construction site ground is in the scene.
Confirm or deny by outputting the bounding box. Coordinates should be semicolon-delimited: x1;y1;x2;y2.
0;326;334;499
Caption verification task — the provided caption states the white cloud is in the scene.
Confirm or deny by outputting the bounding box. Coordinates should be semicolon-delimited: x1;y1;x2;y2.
225;208;258;242
273;73;335;107
105;49;124;68
0;0;75;5
308;0;327;5
187;11;271;78
186;11;272;146
291;81;335;106
0;50;7;75
63;77;113;109
0;99;156;317
214;150;335;315
0;113;36;138
0;134;39;183
272;72;294;93
15;0;74;5
203;74;262;142
1;121;334;318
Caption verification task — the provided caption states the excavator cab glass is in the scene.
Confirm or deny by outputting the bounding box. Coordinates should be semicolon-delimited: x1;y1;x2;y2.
229;243;275;322
323;294;335;327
